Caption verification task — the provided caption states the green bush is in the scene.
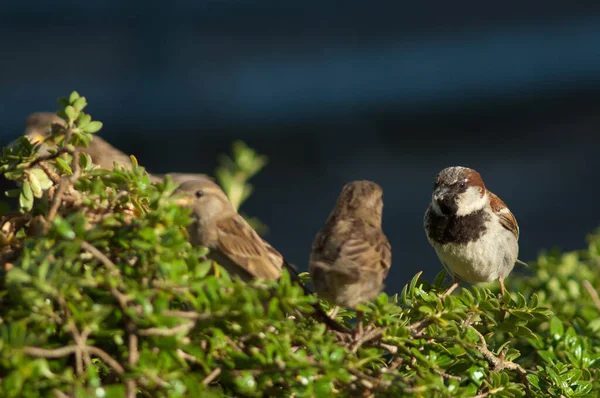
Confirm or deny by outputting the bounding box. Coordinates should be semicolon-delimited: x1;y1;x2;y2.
0;92;598;397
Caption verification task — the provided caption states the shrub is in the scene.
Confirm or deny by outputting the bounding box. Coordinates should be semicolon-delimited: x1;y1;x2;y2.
0;92;598;397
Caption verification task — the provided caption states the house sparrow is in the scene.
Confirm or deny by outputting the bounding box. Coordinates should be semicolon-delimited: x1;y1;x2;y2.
174;178;350;333
174;178;283;280
309;181;392;333
23;112;135;171
423;166;526;296
22;113;218;184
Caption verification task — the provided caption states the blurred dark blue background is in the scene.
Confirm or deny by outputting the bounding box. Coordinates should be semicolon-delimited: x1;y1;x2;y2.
2;1;600;292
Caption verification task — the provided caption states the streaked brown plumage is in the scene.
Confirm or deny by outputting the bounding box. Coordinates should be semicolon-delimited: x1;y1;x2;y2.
174;178;283;280
309;180;392;309
174;177;352;333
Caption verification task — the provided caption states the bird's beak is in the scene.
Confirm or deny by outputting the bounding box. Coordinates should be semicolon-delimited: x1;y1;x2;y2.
30;133;45;145
433;186;450;202
173;196;194;207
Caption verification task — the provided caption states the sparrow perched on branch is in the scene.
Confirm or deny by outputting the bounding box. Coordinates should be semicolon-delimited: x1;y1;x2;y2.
423;166;526;296
173;178;283;280
174;177;351;333
309;180;392;333
24;112;134;171
23;113;214;185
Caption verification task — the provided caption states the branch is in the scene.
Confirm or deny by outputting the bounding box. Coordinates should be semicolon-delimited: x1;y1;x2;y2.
80;241;121;276
45;178;68;230
161;310;218;320
474;387;505;398
53;389;71;398
126;331;139;398
351;327;386;353
22;345;125;375
29;147;73;169
138;321;195;337
470;327;526;373
202;368;222;385
583;280;600;312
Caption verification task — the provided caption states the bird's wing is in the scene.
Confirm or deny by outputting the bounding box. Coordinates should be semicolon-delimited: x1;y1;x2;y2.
489;191;519;240
215;216;283;280
328;220;391;280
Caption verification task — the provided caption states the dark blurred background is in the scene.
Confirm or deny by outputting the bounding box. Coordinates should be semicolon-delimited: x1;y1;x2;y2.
2;1;600;292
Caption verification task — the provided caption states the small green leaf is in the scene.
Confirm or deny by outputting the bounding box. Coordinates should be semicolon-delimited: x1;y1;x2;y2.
29;169;53;190
83;121;103;134
21;181;33;201
27;171;43;198
69;91;80;103
72;96;87;111
550;317;564;340
65;105;77;122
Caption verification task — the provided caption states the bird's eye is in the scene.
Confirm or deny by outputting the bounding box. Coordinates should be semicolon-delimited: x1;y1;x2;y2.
459;180;467;188
195;190;204;198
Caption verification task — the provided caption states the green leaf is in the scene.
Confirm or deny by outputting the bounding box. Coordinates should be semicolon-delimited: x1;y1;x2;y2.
83;121;103;134
72;96;87;111
65;105;77;122
550;317;564;340
69;91;80;103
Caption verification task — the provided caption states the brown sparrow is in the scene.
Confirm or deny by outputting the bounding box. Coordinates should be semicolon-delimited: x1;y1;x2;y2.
22;113;216;184
424;166;526;296
23;112;134;171
174;177;351;333
173;178;284;280
309;181;392;332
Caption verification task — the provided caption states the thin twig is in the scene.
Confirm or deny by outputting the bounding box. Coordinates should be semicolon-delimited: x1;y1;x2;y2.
408;318;433;336
474;387;505;398
45;178;67;227
22;345;125;375
29;147;73;169
161;310;216;320
583;280;600;312
80;241;121;276
38;162;62;184
22;345;78;358
70;151;81;181
67;323;83;376
53;389;71;398
351;327;386;353
138;321;195;337
127;326;140;398
202;367;222;385
470;326;526;373
347;367;392;390
176;349;198;363
433;368;461;381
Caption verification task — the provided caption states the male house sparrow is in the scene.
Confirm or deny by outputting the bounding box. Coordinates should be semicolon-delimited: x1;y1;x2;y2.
309;181;392;332
423;166;526;296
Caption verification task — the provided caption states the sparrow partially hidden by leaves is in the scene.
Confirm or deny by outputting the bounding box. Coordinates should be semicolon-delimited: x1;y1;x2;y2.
174;177;351;333
174;177;283;280
24;112;134;171
424;166;527;296
309;180;392;334
23;113;214;184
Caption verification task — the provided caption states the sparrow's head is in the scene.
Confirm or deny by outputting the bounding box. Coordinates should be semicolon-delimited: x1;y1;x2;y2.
174;177;234;223
24;112;64;145
431;166;487;216
333;180;384;222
